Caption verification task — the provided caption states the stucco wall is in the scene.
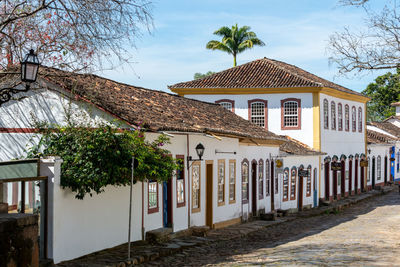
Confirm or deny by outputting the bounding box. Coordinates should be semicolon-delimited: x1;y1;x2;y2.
186;93;314;148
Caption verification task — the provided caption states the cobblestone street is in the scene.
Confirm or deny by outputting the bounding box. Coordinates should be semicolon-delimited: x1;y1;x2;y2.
143;191;400;266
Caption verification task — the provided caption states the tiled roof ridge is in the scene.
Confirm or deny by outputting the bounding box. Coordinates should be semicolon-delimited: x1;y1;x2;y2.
368;121;400;138
262;58;324;88
279;134;324;155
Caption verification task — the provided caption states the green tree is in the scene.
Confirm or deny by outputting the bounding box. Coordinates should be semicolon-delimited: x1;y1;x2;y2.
194;71;215;79
206;24;265;67
362;69;400;121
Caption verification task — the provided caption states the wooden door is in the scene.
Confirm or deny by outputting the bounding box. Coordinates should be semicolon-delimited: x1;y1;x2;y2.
251;162;257;215
341;161;345;196
206;162;213;228
270;161;274;211
361;165;365;191
349;160;353;195
384;156;388;184
372;157;376;188
355;159;359;194
324;162;330;201
333;170;338;199
163;180;173;228
298;176;303;211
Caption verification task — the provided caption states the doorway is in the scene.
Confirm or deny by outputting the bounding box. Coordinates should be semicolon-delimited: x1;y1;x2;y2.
349;160;353;195
384;156;388;184
251;162;257;215
355;159;359;193
324;162;330;201
372;157;376;188
361;164;365;191
298;175;303;211
313;168;318;207
341;161;345;197
163;180;173;228
333;170;338;200
206;162;213;228
270;161;274;211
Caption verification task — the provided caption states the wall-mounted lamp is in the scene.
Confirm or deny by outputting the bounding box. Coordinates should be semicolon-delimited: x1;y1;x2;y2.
368;148;371;155
187;143;205;169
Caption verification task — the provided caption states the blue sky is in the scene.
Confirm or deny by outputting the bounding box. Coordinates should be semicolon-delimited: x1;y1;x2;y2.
100;0;387;93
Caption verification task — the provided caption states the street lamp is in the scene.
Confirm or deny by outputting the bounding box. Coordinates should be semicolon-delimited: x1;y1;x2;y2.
187;143;205;169
21;49;40;85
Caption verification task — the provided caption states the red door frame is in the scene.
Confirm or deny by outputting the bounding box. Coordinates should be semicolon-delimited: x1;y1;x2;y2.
324;162;330;201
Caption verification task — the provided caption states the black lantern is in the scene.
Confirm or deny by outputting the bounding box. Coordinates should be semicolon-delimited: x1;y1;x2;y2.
195;143;205;160
21;49;39;83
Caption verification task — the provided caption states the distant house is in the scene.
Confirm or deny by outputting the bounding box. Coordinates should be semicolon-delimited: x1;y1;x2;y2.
169;57;371;201
0;67;321;263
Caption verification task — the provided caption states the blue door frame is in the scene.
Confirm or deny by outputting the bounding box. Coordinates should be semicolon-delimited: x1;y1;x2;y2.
163;182;168;227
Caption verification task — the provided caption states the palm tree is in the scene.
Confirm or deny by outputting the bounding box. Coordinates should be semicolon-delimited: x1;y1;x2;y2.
206;24;265;67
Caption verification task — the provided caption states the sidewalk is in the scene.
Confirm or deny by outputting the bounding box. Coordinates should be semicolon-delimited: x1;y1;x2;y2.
55;185;394;267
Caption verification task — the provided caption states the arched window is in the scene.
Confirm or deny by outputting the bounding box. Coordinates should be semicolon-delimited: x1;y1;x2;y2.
290;167;297;200
338;103;343;131
248;99;268;129
281;98;301;130
307;165;312;197
358;107;362;132
215;99;235;112
283;168;289;201
377;156;381;180
266;159;270;196
323;99;329;129
331;101;336;130
242;160;249;202
258;159;264;200
345;105;350;131
352;106;356;132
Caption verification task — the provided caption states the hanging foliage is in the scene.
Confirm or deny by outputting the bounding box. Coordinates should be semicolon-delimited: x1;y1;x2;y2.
27;122;179;199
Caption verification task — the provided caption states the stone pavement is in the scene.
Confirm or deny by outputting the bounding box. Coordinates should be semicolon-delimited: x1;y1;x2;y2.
56;186;394;267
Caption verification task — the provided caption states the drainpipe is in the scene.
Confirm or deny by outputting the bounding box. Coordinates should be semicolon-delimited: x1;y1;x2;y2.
186;134;191;229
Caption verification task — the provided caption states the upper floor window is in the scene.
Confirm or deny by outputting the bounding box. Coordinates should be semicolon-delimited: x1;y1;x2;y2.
352;106;356;132
281;98;301;130
323;99;329;129
345;105;350;132
215;99;235;112
358;107;363;132
338;103;343;131
248;99;268;129
331;101;336;130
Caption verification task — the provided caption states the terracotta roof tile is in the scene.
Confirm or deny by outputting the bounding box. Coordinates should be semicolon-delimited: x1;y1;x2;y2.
1;67;285;142
367;129;398;144
279;135;326;156
169;57;365;97
368;122;400;139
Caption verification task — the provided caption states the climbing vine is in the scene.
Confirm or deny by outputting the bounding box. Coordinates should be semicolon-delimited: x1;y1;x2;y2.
27;122;179;199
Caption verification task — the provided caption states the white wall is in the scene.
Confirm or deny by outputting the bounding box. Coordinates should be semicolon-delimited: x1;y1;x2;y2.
367;144;391;187
187;93;314;148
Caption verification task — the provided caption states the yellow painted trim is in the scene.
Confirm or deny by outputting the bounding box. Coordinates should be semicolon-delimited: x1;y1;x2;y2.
364;102;368;190
312;92;321;151
172;86;370;103
212;217;241;229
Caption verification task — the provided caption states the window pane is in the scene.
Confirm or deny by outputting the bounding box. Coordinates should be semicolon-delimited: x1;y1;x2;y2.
192;165;200;209
242;162;249;200
283;101;298;127
251;102;265;127
219;102;232;111
218;162;225;203
331;102;336;130
229;162;235;201
149;182;158;209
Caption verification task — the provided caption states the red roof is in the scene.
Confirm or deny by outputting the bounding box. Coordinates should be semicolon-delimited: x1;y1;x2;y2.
169;57;364;97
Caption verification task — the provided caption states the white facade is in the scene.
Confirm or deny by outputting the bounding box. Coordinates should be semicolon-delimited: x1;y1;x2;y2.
187;93;315;148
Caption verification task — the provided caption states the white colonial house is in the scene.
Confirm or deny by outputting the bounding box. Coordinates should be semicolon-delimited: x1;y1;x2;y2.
0;67;321;263
169;57;370;202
